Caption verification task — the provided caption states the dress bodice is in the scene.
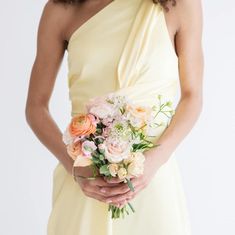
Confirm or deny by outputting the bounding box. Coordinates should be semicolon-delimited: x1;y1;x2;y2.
66;0;179;118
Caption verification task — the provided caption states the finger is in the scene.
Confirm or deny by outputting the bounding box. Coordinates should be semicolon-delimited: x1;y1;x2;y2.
89;177;122;187
82;180;124;199
118;200;128;208
84;190;107;203
99;182;131;197
126;176;145;188
113;199;128;208
104;176;124;184
99;177;142;197
82;183;111;199
104;184;144;204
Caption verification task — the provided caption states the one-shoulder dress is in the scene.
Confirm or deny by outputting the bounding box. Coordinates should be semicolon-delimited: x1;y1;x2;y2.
47;0;192;234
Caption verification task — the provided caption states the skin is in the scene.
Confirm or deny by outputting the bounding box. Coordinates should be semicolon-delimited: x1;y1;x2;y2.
25;0;204;208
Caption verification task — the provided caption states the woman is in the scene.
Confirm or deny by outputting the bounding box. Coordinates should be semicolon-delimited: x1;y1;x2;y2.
25;0;203;234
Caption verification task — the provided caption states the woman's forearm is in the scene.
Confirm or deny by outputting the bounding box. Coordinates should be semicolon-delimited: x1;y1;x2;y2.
147;94;203;166
25;105;74;174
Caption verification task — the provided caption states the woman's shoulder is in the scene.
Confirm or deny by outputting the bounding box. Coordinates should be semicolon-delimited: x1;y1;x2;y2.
40;0;77;44
171;0;203;26
42;0;73;23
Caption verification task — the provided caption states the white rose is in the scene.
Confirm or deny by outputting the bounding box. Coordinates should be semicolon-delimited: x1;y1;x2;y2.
126;104;152;128
123;153;135;165
134;152;146;164
127;152;145;177
127;161;144;177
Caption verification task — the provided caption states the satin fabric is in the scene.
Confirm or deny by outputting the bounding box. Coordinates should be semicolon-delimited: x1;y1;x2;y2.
47;0;191;234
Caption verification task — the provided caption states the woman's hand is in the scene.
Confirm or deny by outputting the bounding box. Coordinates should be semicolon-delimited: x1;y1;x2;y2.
101;150;161;208
72;148;162;208
73;166;126;206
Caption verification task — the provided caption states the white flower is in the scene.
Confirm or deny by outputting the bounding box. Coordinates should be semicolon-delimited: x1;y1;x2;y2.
127;152;145;177
123;153;135;165
128;162;144;177
134;152;146;164
106;93;130;111
109;119;131;139
125;104;152;128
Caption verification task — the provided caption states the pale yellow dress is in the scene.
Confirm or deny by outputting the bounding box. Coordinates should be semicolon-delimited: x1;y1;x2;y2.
47;0;192;234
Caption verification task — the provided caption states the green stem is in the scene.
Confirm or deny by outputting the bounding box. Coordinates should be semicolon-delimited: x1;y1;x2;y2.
128;202;135;213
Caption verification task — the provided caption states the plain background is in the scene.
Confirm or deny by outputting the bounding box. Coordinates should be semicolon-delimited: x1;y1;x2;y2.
1;1;235;234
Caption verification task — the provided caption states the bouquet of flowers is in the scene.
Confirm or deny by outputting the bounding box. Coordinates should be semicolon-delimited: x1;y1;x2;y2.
62;93;174;219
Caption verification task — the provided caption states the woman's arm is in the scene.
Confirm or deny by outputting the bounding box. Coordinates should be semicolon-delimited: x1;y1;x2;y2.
25;1;125;206
25;1;74;174
102;0;204;206
144;0;204;169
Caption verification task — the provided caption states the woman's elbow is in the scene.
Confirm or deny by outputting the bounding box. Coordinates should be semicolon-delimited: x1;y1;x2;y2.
180;90;203;113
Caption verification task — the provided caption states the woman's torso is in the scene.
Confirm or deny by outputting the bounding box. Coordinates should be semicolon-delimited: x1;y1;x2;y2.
63;0;179;120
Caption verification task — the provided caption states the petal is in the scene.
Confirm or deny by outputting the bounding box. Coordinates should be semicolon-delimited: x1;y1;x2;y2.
74;155;93;167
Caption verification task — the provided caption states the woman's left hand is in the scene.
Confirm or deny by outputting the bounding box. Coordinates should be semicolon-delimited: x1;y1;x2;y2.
102;150;160;208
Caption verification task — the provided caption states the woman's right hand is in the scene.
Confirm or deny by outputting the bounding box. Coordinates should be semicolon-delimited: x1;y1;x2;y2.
73;166;126;208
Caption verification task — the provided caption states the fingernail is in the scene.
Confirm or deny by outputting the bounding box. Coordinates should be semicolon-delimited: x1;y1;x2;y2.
106;199;112;203
100;188;106;193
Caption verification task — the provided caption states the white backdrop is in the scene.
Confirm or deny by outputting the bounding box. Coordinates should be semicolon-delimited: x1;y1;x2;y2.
1;1;235;234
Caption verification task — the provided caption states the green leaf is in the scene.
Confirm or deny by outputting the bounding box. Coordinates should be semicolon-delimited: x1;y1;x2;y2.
91;155;101;164
99;148;105;154
99;154;104;160
83;145;93;152
99;165;110;176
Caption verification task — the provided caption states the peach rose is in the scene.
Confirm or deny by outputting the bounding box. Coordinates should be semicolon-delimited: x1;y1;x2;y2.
73;155;93;167
107;163;119;177
69;113;97;137
117;168;128;180
67;141;93;167
126;104;152;128
66;141;82;161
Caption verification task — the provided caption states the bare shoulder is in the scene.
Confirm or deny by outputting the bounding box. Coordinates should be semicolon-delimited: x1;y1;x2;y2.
39;0;76;45
162;0;203;32
174;0;203;32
